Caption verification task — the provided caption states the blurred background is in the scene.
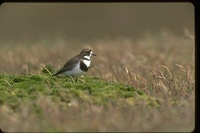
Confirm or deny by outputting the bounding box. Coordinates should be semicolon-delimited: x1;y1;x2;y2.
0;3;195;132
0;3;194;44
0;3;195;75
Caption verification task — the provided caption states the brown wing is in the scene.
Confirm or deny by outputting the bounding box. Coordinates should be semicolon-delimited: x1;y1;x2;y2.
53;55;80;76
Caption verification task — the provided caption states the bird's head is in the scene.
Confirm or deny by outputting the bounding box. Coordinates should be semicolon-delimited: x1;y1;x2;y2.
80;49;97;57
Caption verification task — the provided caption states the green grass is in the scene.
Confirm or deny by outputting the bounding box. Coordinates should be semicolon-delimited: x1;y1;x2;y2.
0;66;160;113
0;69;162;132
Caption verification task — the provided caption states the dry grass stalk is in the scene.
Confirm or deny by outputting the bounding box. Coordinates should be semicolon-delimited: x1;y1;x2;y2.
174;63;187;72
161;65;173;79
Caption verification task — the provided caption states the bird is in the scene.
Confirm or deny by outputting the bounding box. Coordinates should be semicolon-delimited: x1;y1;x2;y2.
52;49;96;83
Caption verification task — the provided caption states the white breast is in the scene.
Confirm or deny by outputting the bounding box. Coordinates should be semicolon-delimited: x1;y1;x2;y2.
62;61;86;77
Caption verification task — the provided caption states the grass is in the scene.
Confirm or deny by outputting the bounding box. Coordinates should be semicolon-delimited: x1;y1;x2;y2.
0;71;154;108
0;30;195;132
0;71;160;132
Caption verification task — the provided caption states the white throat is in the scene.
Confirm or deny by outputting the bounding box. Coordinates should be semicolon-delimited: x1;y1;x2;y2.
83;55;91;67
84;55;91;60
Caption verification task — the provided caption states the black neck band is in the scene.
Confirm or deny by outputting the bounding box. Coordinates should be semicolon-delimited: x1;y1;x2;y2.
83;58;90;61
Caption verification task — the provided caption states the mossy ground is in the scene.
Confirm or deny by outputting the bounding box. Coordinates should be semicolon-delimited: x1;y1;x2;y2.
0;71;162;132
0;67;160;113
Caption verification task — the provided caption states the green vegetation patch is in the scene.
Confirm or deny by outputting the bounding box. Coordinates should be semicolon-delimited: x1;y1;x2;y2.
0;72;160;112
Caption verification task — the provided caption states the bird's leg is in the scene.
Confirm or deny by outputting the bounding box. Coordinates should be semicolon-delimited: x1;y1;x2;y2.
69;76;75;84
77;78;85;83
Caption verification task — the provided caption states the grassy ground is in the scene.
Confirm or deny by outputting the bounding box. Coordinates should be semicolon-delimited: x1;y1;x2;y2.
0;30;195;132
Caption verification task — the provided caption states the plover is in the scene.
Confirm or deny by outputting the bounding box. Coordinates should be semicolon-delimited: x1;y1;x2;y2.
53;49;96;82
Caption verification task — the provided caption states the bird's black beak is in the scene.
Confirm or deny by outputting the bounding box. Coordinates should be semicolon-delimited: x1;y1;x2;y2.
92;53;97;56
